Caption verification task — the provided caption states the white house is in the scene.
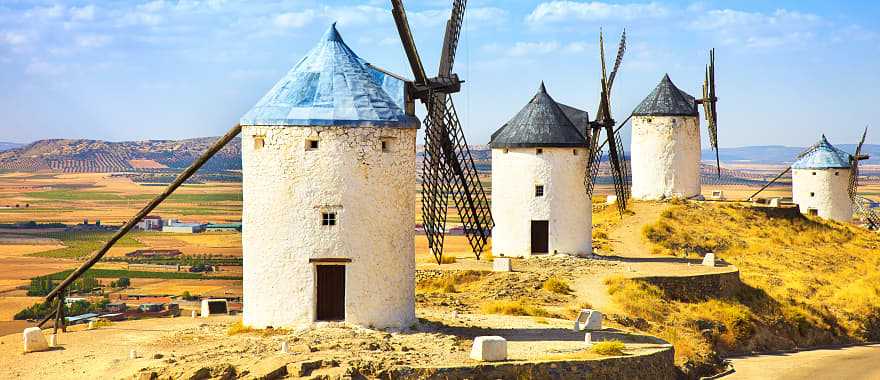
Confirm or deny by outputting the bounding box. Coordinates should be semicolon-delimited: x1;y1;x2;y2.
791;135;853;222
630;74;702;200
488;82;592;258
239;24;419;329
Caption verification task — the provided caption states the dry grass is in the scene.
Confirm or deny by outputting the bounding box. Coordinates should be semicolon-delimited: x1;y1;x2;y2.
439;255;457;264
590;340;626;356
416;271;483;294
480;299;554;318
227;320;255;335
542;276;572;295
612;202;880;373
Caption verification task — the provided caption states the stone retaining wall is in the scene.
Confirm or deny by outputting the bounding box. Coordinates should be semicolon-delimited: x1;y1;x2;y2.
390;347;676;380
637;268;741;302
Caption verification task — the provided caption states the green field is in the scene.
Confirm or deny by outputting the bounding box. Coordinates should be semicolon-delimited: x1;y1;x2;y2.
27;231;144;259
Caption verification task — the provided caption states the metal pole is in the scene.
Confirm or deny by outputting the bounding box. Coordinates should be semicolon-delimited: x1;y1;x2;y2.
44;124;242;303
748;166;791;201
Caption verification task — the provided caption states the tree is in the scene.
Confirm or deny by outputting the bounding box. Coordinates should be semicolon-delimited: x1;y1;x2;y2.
116;277;131;288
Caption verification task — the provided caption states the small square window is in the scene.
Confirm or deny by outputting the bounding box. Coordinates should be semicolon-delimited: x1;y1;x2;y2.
535;185;545;197
503;148;509;154
307;139;319;150
812;172;816;175
253;135;265;150
381;140;389;152
321;212;336;226
834;171;839;176
810;192;815;197
536;148;543;155
573;149;578;156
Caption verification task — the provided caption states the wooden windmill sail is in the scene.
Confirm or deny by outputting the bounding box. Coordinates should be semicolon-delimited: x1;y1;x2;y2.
585;29;631;215
697;49;721;177
391;0;493;264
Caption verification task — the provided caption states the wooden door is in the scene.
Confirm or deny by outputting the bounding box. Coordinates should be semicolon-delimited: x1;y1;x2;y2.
531;220;549;254
316;265;345;321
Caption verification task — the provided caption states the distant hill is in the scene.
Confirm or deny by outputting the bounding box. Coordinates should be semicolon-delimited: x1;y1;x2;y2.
702;144;880;165
0;138;241;173
0;142;23;152
1;136;876;174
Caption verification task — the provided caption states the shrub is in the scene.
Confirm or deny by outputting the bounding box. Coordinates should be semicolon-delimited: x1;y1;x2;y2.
440;255;457;264
605;276;669;322
116;277;131;288
591;340;626;356
480;299;553;317
227;320;254;335
542;277;572;294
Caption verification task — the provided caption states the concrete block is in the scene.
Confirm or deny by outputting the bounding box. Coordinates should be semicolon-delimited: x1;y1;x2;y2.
769;198;780;207
492;258;512;272
191;310;197;318
606;195;618;205
23;327;49;353
201;299;229;317
470;336;507;362
584;332;592;344
574;309;603;331
49;334;57;348
702;253;716;267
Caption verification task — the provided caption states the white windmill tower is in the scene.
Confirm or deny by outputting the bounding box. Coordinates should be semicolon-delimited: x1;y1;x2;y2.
790;134;867;222
629;74;703;200
239;24;419;329
489;82;592;258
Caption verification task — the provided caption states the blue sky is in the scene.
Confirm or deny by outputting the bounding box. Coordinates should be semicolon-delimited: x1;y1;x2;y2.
0;0;878;148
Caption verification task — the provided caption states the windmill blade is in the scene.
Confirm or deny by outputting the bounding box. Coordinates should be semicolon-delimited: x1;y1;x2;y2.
849;127;868;201
438;0;467;77
434;94;493;260
421;102;453;264
606;29;626;94
703;48;720;177
391;0;428;84
606;124;629;214
585;127;603;198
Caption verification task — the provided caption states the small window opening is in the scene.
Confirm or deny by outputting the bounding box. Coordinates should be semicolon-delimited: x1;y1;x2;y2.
307;139;320;151
812;172;816;175
646;118;653;123
573;149;578;156
253;135;265;150
535;185;545;197
381;140;389;152
810;192;815;197
536;148;543;155
321;212;337;226
503;148;509;154
834;171;839;176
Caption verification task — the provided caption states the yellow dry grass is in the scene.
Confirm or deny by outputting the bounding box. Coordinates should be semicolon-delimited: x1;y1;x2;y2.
0;296;42;320
609;201;880;370
480;299;554;318
542;276;572;295
0;245;64;257
590;340;626;356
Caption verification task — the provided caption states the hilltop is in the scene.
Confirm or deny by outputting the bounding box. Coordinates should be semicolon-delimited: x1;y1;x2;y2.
0;138;241;173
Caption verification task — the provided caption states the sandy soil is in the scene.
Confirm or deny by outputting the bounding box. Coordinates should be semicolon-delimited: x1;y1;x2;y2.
0;312;668;380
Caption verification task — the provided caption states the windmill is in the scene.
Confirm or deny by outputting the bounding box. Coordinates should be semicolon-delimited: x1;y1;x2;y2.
848;128;878;229
585;29;630;215
697;49;721;177
391;0;493;264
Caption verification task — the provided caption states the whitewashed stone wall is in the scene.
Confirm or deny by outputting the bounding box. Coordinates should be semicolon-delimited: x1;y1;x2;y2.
630;115;701;200
792;168;853;222
491;147;592;258
241;125;416;329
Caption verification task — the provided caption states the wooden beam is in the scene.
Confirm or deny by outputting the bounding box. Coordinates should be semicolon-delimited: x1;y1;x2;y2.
44;124;243;303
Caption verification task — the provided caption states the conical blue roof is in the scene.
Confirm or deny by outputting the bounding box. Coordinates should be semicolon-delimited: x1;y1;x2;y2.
792;135;852;169
240;24;418;128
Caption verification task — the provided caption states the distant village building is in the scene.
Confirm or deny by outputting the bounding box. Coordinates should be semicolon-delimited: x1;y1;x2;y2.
162;220;206;233
488;83;592;258
791;135;853;221
136;215;164;231
630;75;702;200
239;24;418;329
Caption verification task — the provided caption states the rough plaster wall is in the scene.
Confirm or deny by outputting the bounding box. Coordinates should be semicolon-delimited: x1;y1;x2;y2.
490;147;592;258
242;125;416;329
792;168;853;222
630;116;701;200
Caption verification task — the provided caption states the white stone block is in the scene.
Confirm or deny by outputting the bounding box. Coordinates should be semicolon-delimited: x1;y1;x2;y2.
768;198;780;208
201;299;229;317
584;332;593;344
606;195;618;205
492;258;512;272
702;253;716;267
49;334;57;348
281;341;290;354
88;321;96;329
470;336;507;362
23;327;49;353
574;309;603;331
191;310;197;318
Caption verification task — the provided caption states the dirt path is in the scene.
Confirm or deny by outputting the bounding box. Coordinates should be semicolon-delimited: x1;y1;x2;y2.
606;201;666;259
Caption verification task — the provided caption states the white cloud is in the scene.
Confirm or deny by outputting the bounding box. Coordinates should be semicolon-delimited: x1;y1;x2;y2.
70;5;96;22
1;32;30;46
508;41;560;57
690;9;822;49
526;1;669;24
563;41;591;54
75;34;112;48
273;10;316;29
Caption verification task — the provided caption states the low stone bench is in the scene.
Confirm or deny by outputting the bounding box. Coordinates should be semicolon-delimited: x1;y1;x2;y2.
492;258;512;272
470;336;507;362
23;327;49;353
201;299;229;317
